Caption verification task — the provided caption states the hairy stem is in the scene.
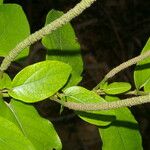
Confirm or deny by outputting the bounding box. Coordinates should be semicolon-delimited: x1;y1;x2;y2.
0;0;96;71
94;49;150;90
96;89;148;96
51;94;150;111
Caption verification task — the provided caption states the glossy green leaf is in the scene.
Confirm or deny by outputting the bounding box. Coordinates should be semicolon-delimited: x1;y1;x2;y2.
99;96;143;150
99;82;108;90
42;10;83;88
0;97;19;126
0;4;30;59
0;73;11;89
134;38;150;91
63;86;116;126
9;60;71;102
103;82;131;95
0;97;62;150
144;83;150;92
0;116;36;150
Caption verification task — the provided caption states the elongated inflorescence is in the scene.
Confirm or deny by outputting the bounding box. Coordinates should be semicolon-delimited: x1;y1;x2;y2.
1;0;150;111
0;0;96;71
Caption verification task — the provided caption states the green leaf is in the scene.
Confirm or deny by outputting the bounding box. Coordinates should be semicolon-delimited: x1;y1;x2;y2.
0;116;36;150
42;10;83;88
99;82;108;90
63;86;116;126
0;0;3;4
99;96;143;150
144;83;150;92
0;97;62;150
102;82;131;95
9;60;71;103
0;4;30;59
0;97;19;126
134;38;150;91
0;73;11;89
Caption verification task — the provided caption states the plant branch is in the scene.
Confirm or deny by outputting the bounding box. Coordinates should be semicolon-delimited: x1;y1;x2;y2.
94;49;150;90
0;0;96;71
51;94;150;111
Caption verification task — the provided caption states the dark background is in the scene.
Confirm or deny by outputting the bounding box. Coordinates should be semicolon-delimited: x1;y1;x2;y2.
3;0;150;149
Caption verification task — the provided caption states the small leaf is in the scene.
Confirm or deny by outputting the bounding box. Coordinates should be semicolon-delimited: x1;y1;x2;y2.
63;86;116;126
99;82;108;90
0;116;36;150
0;4;30;59
99;96;143;150
0;73;11;89
42;10;83;88
103;82;131;95
134;38;150;91
9;60;71;103
0;97;62;150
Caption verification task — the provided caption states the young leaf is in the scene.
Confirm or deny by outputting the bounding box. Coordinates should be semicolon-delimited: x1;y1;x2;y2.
42;10;83;88
99;96;143;150
9;60;71;103
99;82;108;90
0;97;62;150
102;82;131;95
0;73;11;89
0;116;36;150
63;86;116;126
134;38;150;91
0;4;30;59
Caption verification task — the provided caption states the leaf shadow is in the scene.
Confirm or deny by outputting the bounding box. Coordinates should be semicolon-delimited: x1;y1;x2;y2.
76;111;116;122
100;119;139;130
46;49;82;57
135;63;150;71
76;111;139;130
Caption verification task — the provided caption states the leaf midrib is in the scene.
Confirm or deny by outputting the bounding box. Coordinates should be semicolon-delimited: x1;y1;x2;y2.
7;103;26;136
